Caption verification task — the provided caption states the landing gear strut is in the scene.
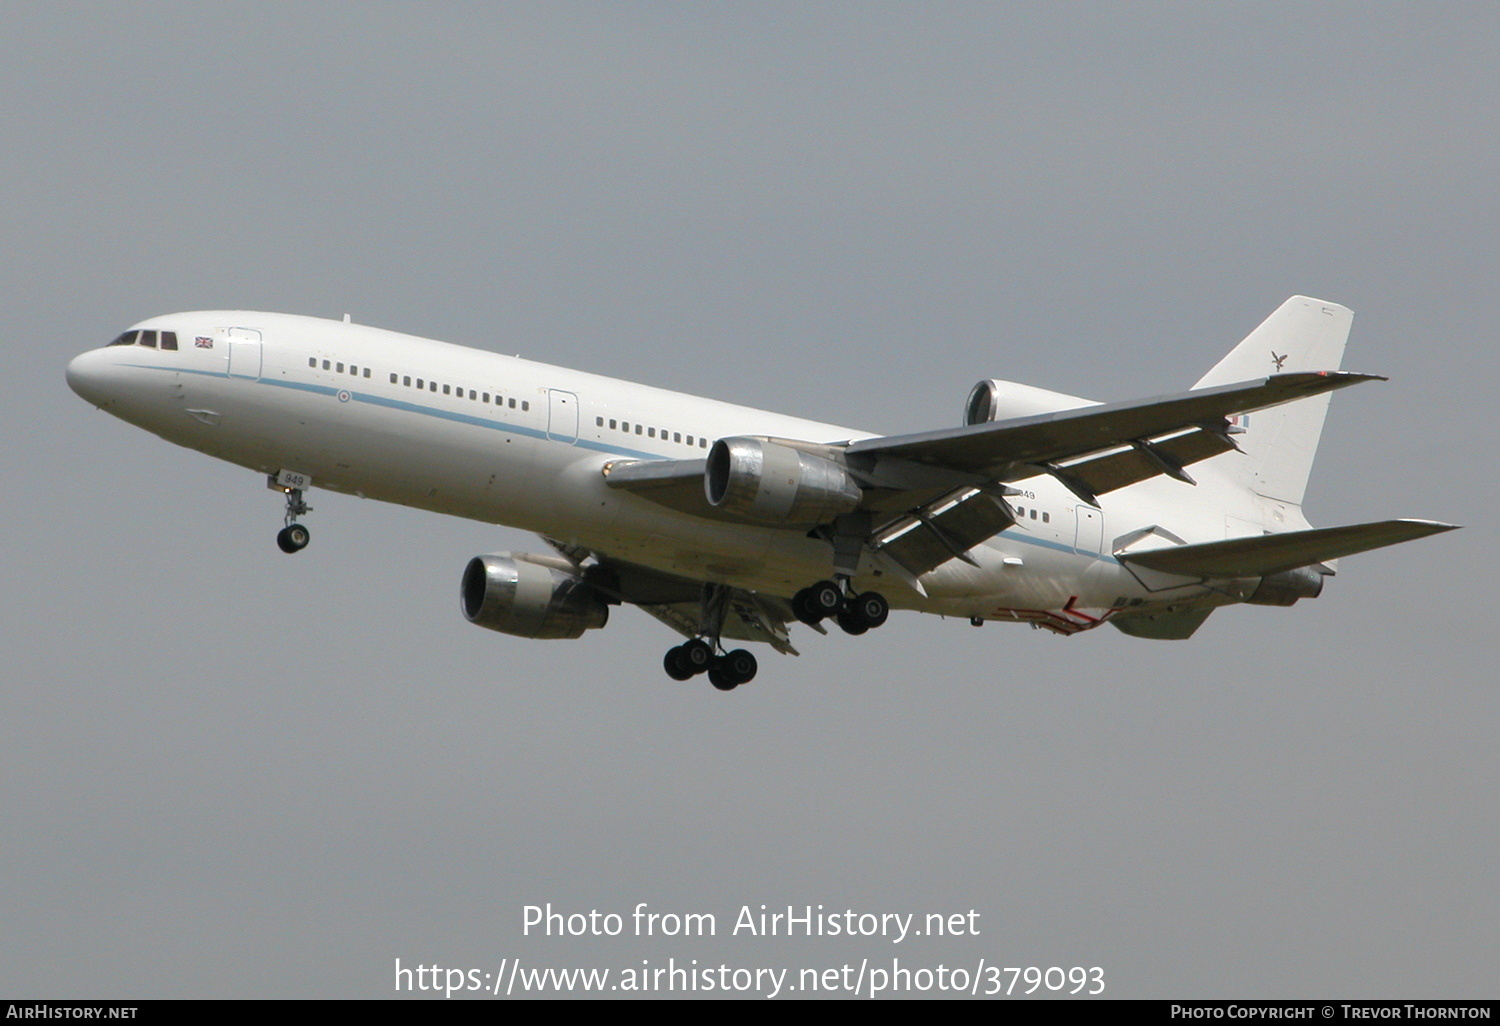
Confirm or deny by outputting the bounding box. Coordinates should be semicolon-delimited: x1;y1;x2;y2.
269;473;312;553
662;585;758;690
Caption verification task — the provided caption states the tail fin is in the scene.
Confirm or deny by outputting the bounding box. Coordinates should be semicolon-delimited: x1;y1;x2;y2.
1193;296;1354;505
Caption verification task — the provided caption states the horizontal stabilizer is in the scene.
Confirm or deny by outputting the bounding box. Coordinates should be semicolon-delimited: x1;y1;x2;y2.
1117;519;1458;578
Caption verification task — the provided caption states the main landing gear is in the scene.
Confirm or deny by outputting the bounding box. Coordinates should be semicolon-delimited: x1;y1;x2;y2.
664;641;758;691
792;579;889;635
663;583;758;691
269;474;312;553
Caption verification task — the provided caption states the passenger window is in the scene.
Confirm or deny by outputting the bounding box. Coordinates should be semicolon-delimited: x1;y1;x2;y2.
469;389;476;400
1030;509;1038;520
337;363;344;373
323;360;331;370
140;330;158;348
108;331;137;346
416;378;424;388
160;331;178;351
404;376;411;386
483;393;490;402
389;373;397;383
699;438;707;448
522;401;529;411
442;384;450;395
430;382;437;392
635;424;642;434
673;432;681;443
1042;512;1050;523
596;417;604;427
609;419;617;429
364;368;371;378
310;358;318;368
648;428;656;438
621;421;629;431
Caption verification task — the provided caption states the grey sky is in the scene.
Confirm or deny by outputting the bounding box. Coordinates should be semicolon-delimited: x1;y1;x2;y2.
2;2;1494;998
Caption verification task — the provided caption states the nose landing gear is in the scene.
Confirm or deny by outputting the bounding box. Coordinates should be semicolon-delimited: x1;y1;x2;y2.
268;472;313;553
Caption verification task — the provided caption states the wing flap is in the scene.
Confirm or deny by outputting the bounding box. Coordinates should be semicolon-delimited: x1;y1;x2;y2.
1117;519;1458;577
1036;426;1238;498
636;594;800;655
871;486;1016;576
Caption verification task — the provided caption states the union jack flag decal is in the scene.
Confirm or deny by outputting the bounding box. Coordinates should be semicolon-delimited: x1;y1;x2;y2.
195;336;214;348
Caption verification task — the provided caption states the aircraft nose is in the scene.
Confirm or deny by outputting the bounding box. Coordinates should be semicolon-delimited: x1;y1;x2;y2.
66;348;118;407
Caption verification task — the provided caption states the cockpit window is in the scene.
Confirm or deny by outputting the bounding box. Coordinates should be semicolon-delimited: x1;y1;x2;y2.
107;328;179;350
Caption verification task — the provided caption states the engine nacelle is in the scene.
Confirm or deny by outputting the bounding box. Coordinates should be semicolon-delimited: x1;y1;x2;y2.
1245;565;1326;606
705;436;863;526
964;379;1098;425
461;553;609;639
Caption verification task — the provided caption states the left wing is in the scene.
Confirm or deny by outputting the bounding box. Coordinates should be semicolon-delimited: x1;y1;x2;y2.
605;372;1380;517
844;371;1380;504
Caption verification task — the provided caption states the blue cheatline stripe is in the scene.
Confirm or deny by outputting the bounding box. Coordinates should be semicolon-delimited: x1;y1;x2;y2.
127;362;664;461
995;529;1121;564
126;361;1122;563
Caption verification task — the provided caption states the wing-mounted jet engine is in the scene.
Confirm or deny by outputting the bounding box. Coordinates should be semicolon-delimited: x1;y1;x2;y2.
704;437;863;525
461;552;610;640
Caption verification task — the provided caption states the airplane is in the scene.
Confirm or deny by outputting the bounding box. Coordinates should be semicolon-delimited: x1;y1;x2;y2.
65;295;1456;690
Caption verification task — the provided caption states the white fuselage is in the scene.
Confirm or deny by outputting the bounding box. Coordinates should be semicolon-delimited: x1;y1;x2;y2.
67;311;1272;633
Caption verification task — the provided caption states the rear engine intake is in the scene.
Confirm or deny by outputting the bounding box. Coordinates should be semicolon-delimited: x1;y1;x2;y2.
461;553;609;639
705;437;862;526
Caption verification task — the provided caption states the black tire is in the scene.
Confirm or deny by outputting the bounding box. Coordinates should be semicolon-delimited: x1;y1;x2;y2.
664;646;695;681
277;524;310;553
808;580;843;617
853;591;889;629
792;588;823;626
836;609;868;635
722;649;757;685
708;663;738;691
681;638;714;672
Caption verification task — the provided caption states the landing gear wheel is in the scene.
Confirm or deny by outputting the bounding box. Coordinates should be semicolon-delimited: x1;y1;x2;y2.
277;523;310;553
836;609;869;635
792;588;822;626
664;646;695;681
708;649;757;690
680;638;714;673
806;580;844;619
851;591;889;629
722;649;757;685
